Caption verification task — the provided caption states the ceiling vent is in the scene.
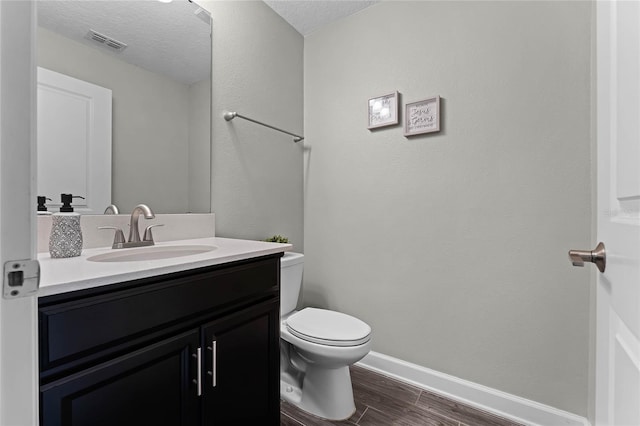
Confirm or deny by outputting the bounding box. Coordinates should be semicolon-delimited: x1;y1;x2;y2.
86;29;128;52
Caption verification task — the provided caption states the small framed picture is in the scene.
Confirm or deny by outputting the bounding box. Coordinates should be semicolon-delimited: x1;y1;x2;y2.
367;91;399;129
404;96;440;136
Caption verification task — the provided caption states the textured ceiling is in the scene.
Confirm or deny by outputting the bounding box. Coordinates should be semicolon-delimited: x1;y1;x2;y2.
37;0;378;85
37;0;211;85
263;0;379;36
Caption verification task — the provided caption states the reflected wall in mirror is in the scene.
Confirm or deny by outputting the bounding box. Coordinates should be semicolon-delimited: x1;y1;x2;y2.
36;0;212;214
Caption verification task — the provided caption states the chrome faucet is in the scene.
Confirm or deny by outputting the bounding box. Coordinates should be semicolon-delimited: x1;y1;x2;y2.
128;204;155;244
103;204;119;215
98;204;163;249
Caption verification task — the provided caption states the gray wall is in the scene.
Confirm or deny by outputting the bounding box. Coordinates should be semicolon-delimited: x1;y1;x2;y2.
205;1;304;250
37;27;210;214
304;1;593;416
189;78;212;214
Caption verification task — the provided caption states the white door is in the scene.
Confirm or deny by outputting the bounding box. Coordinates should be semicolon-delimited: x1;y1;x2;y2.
37;67;112;214
595;1;640;425
0;1;39;425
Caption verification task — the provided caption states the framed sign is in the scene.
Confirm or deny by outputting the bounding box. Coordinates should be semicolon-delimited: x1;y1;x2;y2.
368;91;399;129
404;96;440;136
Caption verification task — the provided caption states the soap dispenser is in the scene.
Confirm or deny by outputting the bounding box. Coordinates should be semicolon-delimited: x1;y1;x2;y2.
37;196;52;215
49;194;85;258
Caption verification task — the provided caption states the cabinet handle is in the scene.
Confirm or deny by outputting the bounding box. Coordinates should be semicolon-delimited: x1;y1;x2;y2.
192;348;202;396
207;340;217;387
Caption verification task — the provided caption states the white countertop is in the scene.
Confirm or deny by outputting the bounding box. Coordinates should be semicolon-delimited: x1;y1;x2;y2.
38;237;291;297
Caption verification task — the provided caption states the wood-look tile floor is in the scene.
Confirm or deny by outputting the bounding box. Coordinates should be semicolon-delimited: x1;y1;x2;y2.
281;365;524;426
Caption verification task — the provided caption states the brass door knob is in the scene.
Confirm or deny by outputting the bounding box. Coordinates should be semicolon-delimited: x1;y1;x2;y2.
568;242;606;273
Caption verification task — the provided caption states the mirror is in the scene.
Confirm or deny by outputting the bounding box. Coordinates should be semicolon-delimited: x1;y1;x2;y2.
36;0;211;214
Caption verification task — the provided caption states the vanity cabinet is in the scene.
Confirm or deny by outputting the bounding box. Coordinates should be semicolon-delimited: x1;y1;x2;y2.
38;254;282;426
40;330;200;426
201;300;278;424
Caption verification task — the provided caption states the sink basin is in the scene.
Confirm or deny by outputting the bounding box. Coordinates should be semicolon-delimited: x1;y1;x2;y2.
87;245;217;263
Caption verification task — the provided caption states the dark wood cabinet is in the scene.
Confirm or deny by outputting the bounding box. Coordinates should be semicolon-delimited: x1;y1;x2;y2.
38;254;281;426
201;299;280;424
41;330;200;426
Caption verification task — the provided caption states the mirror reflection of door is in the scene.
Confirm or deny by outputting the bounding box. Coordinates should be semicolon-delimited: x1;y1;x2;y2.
37;67;112;215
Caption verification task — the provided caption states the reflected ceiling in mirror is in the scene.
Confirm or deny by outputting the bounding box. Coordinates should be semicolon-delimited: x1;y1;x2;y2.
37;0;212;215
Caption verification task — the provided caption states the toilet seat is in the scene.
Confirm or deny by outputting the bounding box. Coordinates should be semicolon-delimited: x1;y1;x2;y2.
285;308;371;347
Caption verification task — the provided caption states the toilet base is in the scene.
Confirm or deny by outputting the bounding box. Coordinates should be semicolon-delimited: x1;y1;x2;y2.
280;365;356;421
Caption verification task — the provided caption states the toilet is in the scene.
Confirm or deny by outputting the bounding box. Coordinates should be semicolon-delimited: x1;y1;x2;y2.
280;252;372;420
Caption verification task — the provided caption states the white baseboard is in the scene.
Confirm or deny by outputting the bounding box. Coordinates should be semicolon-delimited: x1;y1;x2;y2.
357;351;590;426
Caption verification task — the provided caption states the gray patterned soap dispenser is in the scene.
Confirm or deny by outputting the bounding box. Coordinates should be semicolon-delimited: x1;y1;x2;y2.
49;194;85;258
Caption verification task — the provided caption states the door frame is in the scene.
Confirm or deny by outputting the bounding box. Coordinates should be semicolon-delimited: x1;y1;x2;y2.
0;1;39;425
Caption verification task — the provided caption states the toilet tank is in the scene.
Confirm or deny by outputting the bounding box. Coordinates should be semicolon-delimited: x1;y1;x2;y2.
280;252;304;316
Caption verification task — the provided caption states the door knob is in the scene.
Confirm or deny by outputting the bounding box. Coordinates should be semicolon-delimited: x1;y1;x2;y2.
568;242;606;273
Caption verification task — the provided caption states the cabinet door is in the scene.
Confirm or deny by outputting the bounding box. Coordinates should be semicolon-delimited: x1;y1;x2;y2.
201;299;280;425
41;330;200;426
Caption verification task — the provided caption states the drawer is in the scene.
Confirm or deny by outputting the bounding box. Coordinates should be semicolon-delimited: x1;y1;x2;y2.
39;256;279;373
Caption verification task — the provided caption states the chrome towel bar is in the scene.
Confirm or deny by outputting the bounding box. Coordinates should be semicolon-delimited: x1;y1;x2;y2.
223;111;304;143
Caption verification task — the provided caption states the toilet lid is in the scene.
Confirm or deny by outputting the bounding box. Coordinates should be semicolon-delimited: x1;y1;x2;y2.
285;308;371;347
